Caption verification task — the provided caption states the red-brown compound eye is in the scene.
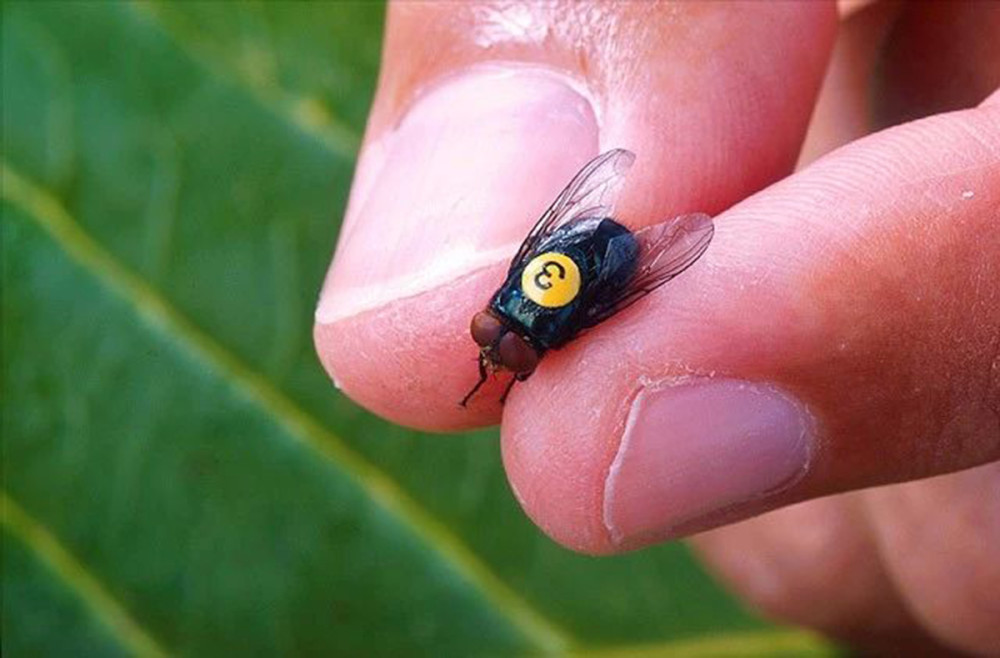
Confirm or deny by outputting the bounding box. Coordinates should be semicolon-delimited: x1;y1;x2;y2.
498;332;539;374
470;311;503;347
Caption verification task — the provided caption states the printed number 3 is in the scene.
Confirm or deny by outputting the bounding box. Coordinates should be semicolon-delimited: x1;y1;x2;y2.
534;261;566;290
522;252;581;308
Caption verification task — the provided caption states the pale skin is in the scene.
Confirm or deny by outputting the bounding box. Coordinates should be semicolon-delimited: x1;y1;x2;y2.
314;1;1000;654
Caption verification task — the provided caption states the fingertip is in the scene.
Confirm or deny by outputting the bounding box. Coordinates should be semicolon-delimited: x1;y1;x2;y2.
500;336;643;555
313;267;506;432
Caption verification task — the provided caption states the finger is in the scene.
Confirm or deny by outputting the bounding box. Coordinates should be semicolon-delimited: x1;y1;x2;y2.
696;466;1000;654
313;1;837;430
694;8;1000;653
862;463;1000;654
798;0;903;166
691;495;951;654
874;0;1000;129
801;0;1000;166
501;93;1000;553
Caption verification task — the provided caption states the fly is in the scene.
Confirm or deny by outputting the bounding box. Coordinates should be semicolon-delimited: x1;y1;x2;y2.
461;149;714;407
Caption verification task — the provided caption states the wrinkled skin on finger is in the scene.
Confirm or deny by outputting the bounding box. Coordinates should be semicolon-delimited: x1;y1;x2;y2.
692;4;1000;654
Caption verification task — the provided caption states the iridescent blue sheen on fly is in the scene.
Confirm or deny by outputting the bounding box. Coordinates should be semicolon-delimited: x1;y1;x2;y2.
462;149;714;407
491;217;638;351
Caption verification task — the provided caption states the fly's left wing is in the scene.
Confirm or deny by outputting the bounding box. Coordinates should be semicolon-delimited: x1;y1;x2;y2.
508;149;636;273
583;212;714;327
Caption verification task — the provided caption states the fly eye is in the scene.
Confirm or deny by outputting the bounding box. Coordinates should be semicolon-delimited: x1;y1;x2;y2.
498;333;539;374
470;311;503;347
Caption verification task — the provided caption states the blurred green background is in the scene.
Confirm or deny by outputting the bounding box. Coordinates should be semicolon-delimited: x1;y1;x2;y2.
2;2;836;656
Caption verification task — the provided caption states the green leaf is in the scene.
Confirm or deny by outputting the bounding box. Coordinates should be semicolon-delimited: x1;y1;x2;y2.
2;2;837;656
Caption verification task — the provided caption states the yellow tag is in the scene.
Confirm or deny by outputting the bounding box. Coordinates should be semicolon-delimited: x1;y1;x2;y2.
521;252;582;308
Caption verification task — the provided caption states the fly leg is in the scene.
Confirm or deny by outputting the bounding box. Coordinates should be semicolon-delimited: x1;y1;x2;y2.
499;370;533;406
459;355;489;407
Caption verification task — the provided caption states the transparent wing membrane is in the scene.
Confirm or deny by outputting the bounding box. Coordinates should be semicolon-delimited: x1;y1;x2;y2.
585;212;714;326
509;149;636;271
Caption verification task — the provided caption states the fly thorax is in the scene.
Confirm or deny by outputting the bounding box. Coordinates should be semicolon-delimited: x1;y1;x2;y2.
520;252;582;308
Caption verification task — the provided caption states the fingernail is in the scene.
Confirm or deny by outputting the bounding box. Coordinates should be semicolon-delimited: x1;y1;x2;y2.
316;65;599;324
603;379;814;545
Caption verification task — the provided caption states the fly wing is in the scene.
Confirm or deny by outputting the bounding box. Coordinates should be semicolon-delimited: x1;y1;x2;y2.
584;212;714;327
508;149;636;273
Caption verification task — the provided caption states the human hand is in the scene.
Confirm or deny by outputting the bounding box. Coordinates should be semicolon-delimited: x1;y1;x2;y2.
314;2;999;653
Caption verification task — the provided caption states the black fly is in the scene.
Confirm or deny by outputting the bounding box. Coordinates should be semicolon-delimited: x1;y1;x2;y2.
461;149;714;407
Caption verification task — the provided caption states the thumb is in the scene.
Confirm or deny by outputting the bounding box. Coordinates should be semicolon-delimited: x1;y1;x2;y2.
502;94;1000;553
313;1;837;430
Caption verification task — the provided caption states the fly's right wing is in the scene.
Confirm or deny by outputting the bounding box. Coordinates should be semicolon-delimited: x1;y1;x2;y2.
583;212;714;328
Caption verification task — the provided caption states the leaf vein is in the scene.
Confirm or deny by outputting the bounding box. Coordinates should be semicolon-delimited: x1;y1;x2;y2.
126;1;361;159
1;162;572;653
2;491;172;658
567;628;836;657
